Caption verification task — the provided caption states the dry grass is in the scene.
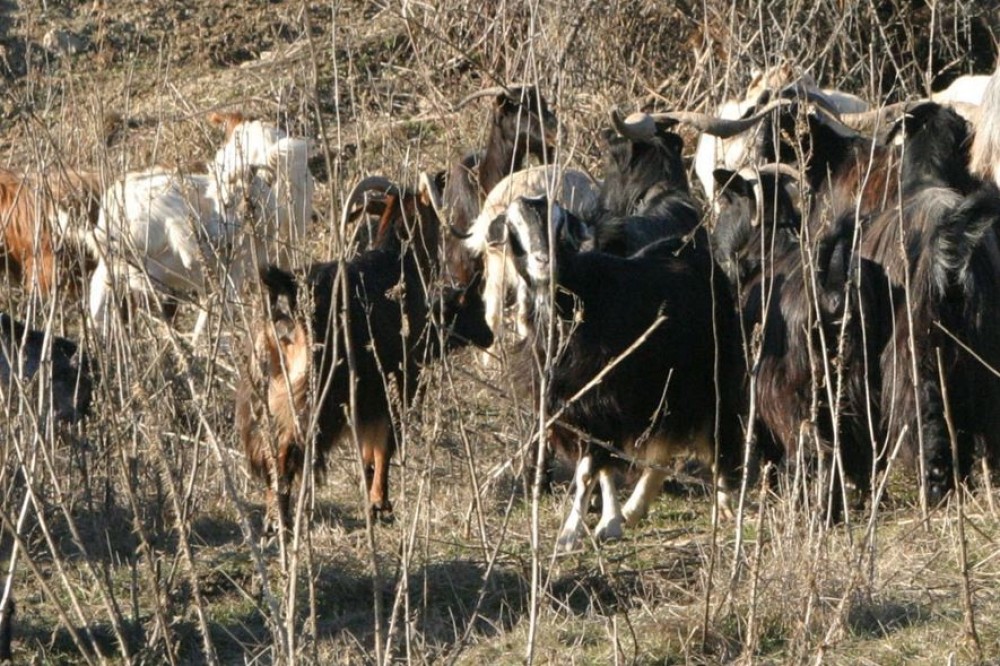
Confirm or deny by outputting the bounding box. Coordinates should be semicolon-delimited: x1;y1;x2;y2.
0;0;999;663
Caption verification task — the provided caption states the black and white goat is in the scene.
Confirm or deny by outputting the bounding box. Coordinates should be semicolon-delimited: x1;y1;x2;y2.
500;196;744;550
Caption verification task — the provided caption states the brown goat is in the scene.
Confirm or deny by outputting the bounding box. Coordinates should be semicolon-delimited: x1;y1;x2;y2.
0;168;102;294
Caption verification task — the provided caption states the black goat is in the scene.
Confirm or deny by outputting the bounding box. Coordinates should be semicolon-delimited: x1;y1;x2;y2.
236;193;494;528
0;313;93;425
442;85;557;280
592;123;702;256
502;196;744;549
860;102;1000;502
711;166;803;286
739;216;895;517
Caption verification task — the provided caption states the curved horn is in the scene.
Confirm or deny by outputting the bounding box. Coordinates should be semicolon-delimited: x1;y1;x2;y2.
647;98;794;138
418;171;448;222
752;162;803;180
834;101;911;133
340;175;399;231
942;100;980;125
455;86;512;109
610;108;657;140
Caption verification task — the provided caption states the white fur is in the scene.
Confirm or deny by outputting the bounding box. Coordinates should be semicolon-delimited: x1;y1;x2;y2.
932;75;992;107
695;67;870;202
89;120;314;341
463;165;599;363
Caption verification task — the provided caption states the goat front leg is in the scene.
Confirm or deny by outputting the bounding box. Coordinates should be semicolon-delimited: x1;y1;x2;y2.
557;455;596;551
622;466;668;527
593;468;624;542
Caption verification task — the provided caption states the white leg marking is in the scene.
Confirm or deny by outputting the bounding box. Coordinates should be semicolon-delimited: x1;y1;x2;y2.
594;468;624;542
557;456;595;552
622;467;668;527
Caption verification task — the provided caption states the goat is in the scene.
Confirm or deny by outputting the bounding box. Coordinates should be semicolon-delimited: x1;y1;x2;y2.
441;85;558;281
0;312;94;425
0;168;101;295
687;64;869;200
500;196;744;550
88;113;313;340
970;63;1000;187
860;102;1000;502
738;215;894;517
593;119;703;254
456;165;600;358
236;179;493;528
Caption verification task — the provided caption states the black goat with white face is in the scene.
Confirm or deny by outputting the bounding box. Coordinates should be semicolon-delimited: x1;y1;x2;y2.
502;195;745;550
0;313;94;425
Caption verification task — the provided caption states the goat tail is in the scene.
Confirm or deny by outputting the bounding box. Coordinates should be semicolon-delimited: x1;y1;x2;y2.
261;265;299;315
930;183;1000;292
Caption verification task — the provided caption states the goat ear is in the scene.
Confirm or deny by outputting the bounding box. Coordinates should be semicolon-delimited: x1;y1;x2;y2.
713;169;752;200
207;111;246;140
486;214;507;246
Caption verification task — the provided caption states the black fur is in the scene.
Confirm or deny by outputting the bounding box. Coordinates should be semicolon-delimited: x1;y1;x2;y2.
0;313;93;424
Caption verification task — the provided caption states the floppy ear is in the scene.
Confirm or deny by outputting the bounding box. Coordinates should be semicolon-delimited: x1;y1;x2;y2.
486;214;508;247
207;111;246;140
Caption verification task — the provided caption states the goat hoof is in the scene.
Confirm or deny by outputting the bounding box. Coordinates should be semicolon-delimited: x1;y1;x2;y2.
556;530;582;553
371;502;395;524
594;517;624;542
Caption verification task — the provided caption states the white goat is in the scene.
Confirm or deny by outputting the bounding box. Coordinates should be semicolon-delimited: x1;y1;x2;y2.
456;165;600;362
88;113;314;341
693;64;869;201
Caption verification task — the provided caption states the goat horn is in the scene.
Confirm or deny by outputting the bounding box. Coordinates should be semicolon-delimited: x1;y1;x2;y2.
638;98;795;139
942;100;980;125
455;86;512;109
340;175;399;231
831;101;911;133
418;171;448;222
610;108;657;140
455;84;542;110
751;162;803;180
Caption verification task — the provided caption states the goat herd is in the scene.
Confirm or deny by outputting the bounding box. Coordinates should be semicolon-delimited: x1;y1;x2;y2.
4;62;1000;555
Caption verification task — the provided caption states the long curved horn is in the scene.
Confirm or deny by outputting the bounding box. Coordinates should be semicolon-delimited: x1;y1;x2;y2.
741;162;803;181
610;108;657;140
646;98;794;138
455;86;512;109
340;175;399;230
944;100;981;124
833;101;911;133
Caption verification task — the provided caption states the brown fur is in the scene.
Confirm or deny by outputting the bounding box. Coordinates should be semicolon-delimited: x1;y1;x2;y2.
238;313;312;526
207;111;249;141
0;168;102;294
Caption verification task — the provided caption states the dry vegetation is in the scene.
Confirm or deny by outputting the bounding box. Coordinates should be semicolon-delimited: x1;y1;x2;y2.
1;0;1000;663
